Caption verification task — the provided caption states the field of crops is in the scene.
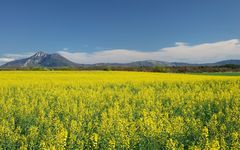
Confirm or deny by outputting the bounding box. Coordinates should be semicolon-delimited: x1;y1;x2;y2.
0;71;239;149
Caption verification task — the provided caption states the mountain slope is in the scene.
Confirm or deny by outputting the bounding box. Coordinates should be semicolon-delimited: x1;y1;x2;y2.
92;60;193;67
1;51;78;68
212;60;240;66
127;60;172;66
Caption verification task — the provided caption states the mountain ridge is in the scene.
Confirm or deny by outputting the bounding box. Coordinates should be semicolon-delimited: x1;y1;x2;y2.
1;51;240;68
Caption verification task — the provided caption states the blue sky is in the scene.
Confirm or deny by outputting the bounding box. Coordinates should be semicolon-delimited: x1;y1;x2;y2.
0;0;240;64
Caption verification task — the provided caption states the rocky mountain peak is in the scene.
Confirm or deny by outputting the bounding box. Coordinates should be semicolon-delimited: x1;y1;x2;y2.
1;51;77;68
32;51;48;58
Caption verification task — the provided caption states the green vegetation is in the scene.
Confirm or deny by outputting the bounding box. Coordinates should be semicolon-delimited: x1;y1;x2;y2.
2;64;240;73
196;72;240;76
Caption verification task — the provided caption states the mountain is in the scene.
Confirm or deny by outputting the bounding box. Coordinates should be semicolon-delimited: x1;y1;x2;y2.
1;51;78;68
91;60;240;67
127;60;172;66
212;60;240;66
93;60;193;67
1;51;240;68
91;60;171;67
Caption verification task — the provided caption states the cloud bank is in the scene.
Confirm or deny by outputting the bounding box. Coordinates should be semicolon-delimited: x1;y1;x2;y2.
0;39;239;65
0;53;33;65
59;39;240;64
0;58;15;63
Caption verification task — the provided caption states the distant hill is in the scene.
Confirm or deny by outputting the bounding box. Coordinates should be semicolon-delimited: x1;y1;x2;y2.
1;51;78;68
92;60;192;67
127;60;173;66
212;60;240;66
1;51;240;68
91;60;172;67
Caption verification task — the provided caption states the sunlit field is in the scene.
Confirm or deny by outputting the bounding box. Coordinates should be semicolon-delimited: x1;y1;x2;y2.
0;71;239;149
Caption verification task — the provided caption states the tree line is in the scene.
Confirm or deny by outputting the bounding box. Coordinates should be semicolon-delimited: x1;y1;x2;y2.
1;64;240;73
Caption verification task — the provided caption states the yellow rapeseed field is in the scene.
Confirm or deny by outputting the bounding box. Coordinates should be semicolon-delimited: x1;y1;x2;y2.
0;71;239;149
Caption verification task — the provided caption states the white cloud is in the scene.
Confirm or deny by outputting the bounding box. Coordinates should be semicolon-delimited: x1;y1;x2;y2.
59;39;240;64
63;48;69;51
175;42;188;47
0;39;240;65
3;53;33;59
0;58;15;63
0;52;33;65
